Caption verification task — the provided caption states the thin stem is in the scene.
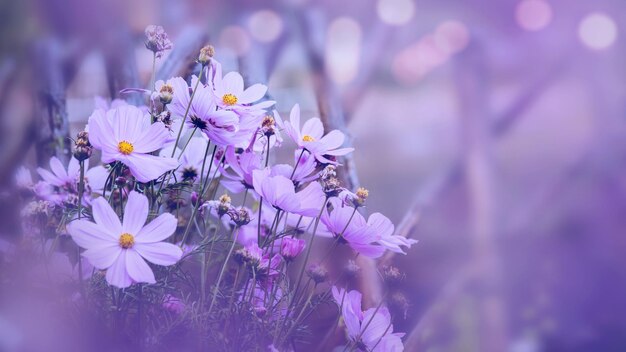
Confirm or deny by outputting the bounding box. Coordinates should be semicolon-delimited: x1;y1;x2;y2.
170;67;204;158
208;226;240;315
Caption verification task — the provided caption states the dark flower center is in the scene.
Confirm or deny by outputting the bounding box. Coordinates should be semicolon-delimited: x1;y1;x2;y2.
190;115;208;130
181;167;198;181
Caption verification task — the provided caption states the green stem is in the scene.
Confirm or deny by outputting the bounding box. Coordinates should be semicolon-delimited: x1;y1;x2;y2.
207;226;240;315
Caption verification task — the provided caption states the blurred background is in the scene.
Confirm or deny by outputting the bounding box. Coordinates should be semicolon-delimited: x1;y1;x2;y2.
1;0;625;351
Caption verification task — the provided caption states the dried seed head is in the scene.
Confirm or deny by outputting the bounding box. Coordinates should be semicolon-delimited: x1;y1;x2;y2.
198;45;215;66
156;110;173;130
382;265;405;285
145;25;173;58
261;115;276;136
306;263;329;284
228;207;251;226
389;291;410;320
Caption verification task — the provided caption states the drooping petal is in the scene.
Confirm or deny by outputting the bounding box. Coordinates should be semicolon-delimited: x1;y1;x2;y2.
91;197;122;233
125;249;156;284
105;251;133;288
82;244;122;270
238;84;267;104
122;191;149;234
67;220;117;249
134;242;182;265
135;213;177;243
123;154;179;183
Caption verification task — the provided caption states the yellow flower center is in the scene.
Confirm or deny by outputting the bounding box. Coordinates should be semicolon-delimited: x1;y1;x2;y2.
302;135;315;142
118;140;134;155
119;233;135;249
222;93;238;106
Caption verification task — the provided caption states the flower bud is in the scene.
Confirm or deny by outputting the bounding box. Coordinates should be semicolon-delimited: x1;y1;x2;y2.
190;191;200;207
280;238;305;261
158;83;174;104
73;131;92;161
229;208;251;226
198;45;215;66
217;194;232;216
319;165;342;197
306;263;328;284
261;115;276;136
114;176;127;187
145;25;173;58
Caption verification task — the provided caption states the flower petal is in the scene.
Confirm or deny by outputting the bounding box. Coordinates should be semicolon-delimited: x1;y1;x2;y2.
238;84;267;104
134;242;182;266
105;252;133;288
133;122;171;153
91;197;122;233
125;250;156;284
123;154;179;183
67;220;117;249
122;191;149;234
135;213;177;243
82;244;122;270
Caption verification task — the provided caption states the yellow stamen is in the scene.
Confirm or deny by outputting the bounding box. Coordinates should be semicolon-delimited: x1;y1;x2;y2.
222;93;238;106
302;135;315;142
118;141;134;155
119;233;135;249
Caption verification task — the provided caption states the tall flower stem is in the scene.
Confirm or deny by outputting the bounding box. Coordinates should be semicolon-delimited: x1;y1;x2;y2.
169;67;204;158
208;226;240;315
77;160;86;298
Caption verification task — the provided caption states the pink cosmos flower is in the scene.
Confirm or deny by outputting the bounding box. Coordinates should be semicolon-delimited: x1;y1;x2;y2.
252;167;325;217
66;191;182;288
332;287;405;352
220;148;263;193
367;213;417;254
283;104;354;164
210;63;275;113
167;76;240;146
160;137;220;184
36;156;108;205
88;105;179;183
320;198;384;258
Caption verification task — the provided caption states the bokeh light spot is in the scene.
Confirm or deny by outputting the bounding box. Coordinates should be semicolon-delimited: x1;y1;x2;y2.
579;12;618;50
219;26;251;56
515;0;553;31
377;0;415;26
434;20;470;54
248;10;283;43
326;17;362;85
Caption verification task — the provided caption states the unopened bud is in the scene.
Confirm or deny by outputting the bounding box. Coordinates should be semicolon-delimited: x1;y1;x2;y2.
198;45;215;66
261;115;276;136
217;194;232;216
159;83;174;104
280;238;305;261
73;131;92;161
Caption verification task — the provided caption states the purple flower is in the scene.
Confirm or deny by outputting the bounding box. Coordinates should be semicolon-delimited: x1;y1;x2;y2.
88;105;179;183
320;198;384;258
332;286;405;351
160;137;220;184
280;237;305;260
368;213;417;254
220;148;263;193
283;104;354;164
36;156;108;204
167;76;240;146
144;25;173;58
66;191;182;288
210;63;275;113
252;167;325;217
15;166;33;189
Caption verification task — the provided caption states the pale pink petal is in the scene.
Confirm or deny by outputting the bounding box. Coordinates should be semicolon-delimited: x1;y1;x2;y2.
122;191;148;234
301;118;325;140
82;244;122;269
37;168;63;186
123;154;179;183
125;249;156;284
67;220;117;249
91;197;122;233
67;157;81;179
222;72;244;95
113;105;146;143
134;242;182;266
319;130;346;150
133;122;171;153
49;157;68;180
135;213;177;243
238;84;267;104
87;109;116;152
105;252;133;288
368;213;394;238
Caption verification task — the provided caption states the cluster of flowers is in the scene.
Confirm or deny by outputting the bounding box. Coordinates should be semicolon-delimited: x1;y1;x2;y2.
11;25;416;351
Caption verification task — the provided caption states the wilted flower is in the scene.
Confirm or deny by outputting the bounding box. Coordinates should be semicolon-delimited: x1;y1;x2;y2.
158;83;174;104
144;25;173;58
340;187;369;208
66;192;183;288
306;263;328;284
197;45;215;66
88;105;179;183
319;165;342;197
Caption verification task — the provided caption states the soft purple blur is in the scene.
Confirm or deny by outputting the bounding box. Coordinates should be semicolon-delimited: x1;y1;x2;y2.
0;0;625;351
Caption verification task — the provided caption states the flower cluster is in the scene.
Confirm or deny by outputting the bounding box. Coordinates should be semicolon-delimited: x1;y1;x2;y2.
10;25;416;352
